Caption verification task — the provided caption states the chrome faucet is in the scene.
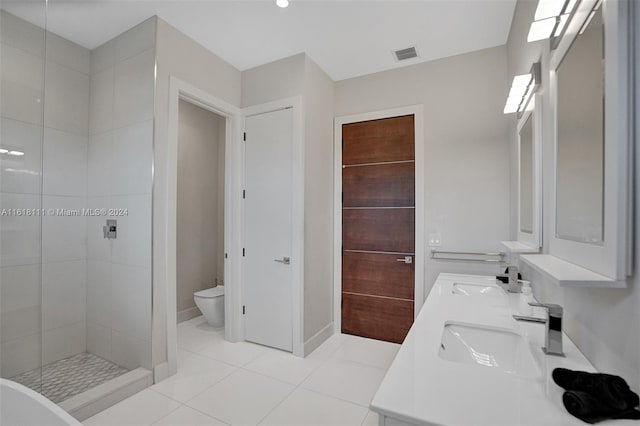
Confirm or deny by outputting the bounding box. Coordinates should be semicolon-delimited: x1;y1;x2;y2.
497;265;522;293
513;302;564;357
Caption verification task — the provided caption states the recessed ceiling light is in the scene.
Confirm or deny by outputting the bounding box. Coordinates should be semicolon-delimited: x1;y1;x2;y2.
276;0;289;8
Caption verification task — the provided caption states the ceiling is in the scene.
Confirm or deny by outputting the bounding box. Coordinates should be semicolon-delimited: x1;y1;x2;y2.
3;0;517;81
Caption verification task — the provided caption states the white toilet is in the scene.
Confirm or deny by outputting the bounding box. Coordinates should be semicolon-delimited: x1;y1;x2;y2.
194;286;225;327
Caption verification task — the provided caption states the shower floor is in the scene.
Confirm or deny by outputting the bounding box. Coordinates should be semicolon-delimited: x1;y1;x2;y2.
10;352;129;403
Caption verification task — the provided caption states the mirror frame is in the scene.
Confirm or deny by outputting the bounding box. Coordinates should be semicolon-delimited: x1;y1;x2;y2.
517;95;542;249
549;0;632;280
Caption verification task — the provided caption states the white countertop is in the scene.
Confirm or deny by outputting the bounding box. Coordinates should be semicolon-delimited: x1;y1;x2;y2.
370;273;637;426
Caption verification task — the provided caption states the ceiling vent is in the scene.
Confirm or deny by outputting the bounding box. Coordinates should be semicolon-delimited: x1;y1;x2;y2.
393;46;418;62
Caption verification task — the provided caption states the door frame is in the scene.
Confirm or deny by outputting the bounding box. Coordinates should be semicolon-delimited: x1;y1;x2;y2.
333;105;425;333
163;76;243;378
241;96;305;357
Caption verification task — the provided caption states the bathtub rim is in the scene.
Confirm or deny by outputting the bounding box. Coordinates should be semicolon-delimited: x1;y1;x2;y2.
0;378;81;426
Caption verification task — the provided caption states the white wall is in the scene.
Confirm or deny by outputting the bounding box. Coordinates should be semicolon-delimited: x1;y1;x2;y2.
153;17;242;368
86;17;156;370
241;54;306;108
335;46;512;296
0;11;90;376
507;0;640;391
301;57;335;343
176;100;225;318
241;53;336;351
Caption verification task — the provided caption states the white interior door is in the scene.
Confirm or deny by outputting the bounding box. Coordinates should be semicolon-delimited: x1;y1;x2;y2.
243;108;293;351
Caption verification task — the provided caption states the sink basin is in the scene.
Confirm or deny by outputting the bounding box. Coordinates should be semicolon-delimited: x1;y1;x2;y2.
452;282;506;299
439;322;540;378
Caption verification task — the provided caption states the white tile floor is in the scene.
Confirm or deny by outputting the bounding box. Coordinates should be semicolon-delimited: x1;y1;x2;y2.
84;316;400;426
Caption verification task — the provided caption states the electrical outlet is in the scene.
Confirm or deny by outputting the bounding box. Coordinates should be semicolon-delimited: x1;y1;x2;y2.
428;233;442;247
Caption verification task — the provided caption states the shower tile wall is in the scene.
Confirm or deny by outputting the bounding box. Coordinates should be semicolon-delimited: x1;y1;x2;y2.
0;12;46;380
85;17;155;370
41;30;91;363
0;160;42;377
1;11;155;379
0;11;90;377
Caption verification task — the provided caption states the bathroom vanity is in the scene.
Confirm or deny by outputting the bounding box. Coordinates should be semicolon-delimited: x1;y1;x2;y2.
370;273;637;426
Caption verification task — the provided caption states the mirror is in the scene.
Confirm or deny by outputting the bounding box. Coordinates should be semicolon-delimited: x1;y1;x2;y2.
519;113;534;234
555;7;604;245
547;0;631;281
514;94;541;250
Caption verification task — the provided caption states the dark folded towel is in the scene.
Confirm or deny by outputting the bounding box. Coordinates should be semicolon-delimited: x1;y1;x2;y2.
563;391;640;424
553;368;640;411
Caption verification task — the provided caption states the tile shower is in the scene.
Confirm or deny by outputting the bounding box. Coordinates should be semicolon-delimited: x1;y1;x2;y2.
0;7;155;415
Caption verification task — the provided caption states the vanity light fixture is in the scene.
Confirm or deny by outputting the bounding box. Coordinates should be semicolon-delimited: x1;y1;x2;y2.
578;0;602;34
276;0;289;8
0;149;8;154
8;151;25;156
527;0;578;42
504;62;541;115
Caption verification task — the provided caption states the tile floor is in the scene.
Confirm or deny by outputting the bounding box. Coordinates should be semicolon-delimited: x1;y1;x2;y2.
84;316;400;426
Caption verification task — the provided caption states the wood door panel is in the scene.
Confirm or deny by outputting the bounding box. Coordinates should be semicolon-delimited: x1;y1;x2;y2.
343;163;415;208
342;115;414;165
342;208;414;253
341;114;415;344
341;293;413;344
342;251;414;300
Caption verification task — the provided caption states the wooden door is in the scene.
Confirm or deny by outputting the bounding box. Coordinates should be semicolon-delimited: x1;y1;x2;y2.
341;115;415;344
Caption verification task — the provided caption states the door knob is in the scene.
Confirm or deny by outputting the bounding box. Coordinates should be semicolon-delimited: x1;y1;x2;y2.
396;256;413;264
274;257;291;265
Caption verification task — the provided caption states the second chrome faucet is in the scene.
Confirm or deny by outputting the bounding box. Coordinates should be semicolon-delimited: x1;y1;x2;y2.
497;265;522;293
513;302;565;357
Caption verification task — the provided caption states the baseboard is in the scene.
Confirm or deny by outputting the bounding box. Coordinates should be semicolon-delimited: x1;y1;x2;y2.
303;322;334;357
61;368;153;421
153;361;172;383
177;306;201;323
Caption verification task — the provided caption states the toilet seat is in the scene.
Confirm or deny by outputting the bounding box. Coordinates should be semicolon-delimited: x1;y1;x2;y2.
194;286;224;298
